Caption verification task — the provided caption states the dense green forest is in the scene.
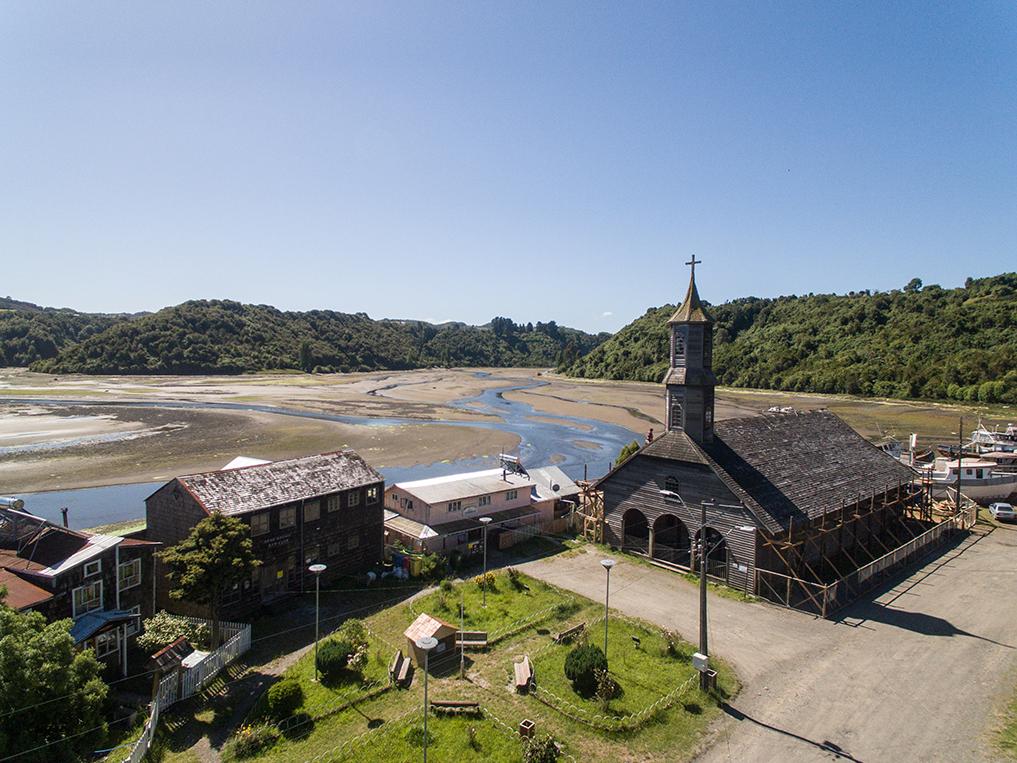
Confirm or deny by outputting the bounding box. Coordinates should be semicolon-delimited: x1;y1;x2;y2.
0;297;124;366
21;300;607;374
562;273;1017;404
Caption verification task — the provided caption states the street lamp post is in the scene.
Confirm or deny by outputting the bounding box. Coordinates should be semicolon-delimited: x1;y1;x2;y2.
309;563;327;682
600;558;615;657
416;635;438;763
479;516;492;607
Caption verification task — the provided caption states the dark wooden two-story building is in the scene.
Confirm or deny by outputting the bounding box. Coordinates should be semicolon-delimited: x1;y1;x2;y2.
596;260;923;613
0;504;159;675
146;450;385;616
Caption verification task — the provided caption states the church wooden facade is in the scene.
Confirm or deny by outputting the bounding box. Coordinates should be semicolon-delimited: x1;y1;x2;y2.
596;259;928;612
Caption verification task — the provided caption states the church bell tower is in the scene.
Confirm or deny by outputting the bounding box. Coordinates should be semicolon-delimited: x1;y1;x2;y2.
664;256;716;444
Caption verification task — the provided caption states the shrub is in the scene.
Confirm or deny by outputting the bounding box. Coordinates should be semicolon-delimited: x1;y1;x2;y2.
440;578;455;593
223;724;280;760
523;733;560;763
334;619;370;672
316;639;356;681
467;725;480;751
404;724;434;747
474;571;497;592
563;642;607;697
137;611;211;653
594;668;621;710
265;679;302;720
661;628;690;659
419;553;446;581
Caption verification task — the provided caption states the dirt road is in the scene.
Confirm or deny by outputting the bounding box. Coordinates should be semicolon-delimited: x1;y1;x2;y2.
520;525;1017;762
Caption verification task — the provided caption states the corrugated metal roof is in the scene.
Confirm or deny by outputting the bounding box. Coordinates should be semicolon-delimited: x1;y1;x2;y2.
0;569;53;610
175;450;383;516
392;468;533;505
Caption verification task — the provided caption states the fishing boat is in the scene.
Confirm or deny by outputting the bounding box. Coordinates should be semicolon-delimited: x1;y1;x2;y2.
917;457;1017;504
970;423;1017;452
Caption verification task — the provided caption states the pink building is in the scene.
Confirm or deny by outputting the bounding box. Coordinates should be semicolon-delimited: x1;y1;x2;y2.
384;465;578;557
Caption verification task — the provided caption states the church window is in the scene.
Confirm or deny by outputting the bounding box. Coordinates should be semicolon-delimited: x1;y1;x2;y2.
664;477;681;501
670;396;683;430
673;330;686;364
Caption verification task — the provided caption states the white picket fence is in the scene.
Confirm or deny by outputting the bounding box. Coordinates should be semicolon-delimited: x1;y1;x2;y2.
124;618;251;762
121;702;158;763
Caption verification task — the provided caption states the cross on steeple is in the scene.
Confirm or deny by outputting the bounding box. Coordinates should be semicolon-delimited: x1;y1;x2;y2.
685;255;701;279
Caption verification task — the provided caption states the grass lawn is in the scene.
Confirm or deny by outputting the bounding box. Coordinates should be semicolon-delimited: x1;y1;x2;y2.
391;570;576;638
347;713;523;762
246;631;391;724
530;617;703;719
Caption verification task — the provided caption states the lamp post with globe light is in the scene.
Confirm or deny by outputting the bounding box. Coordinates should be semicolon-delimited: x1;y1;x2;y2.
308;563;327;681
600;558;615;657
416;635;438;763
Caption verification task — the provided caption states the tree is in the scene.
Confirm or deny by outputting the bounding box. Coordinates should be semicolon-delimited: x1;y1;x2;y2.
904;277;923;293
0;599;109;762
615;440;641;467
563;642;608;696
160;513;261;647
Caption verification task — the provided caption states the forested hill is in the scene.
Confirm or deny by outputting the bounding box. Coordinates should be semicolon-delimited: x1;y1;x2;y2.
562;273;1017;405
0;298;124;367
24;300;608;374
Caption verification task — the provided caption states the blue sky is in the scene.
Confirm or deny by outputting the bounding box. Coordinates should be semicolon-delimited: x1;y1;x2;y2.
1;2;1014;332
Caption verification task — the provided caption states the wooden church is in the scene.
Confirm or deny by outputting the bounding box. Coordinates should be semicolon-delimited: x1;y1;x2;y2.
595;259;929;614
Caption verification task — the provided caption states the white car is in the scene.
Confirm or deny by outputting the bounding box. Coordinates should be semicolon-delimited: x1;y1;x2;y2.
989;502;1016;522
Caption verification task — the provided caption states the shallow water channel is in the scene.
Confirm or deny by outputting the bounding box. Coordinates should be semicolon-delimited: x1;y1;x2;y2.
7;377;641;529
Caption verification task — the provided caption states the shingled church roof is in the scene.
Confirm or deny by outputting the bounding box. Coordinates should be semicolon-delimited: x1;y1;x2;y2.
610;410;916;533
668;273;712;324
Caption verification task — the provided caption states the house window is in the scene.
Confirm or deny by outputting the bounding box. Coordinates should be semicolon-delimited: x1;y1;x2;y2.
279;507;296;529
402;498;414;511
366;486;379;505
479;495;491;507
304;546;319;564
250;512;270;536
348;491;361;508
327;495;340;513
126;605;141;637
95;629;119;658
72;581;103;618
447;501;462;513
304;501;320;523
118;559;142;591
505;490;518;501
83;560;102;578
347;534;360;550
328;541;342;557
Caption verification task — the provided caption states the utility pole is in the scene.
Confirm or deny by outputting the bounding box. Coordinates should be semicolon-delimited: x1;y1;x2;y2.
956;416;964;518
459;594;465;679
699;500;711;691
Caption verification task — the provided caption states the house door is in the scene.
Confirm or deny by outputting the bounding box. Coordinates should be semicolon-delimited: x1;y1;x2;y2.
261;563;288;601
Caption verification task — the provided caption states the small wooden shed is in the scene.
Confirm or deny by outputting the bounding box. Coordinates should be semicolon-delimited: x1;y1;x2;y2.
403;613;457;667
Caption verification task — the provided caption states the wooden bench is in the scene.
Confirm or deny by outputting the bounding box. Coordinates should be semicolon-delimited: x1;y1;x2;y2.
553;622;585;644
456;630;489;650
430;700;482;716
389;650;412;688
514;655;534;694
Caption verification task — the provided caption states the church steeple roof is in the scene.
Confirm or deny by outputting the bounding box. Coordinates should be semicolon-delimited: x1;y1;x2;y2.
668;256;713;324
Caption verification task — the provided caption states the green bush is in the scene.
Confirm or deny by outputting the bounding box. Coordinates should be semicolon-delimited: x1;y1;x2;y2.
316;639;355;681
223;724;280;760
564;642;608;697
419;552;446;581
136;611;211;653
265;679;302;720
523;733;561;762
